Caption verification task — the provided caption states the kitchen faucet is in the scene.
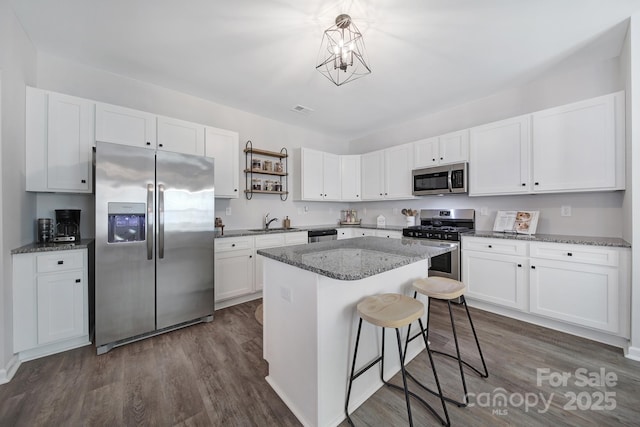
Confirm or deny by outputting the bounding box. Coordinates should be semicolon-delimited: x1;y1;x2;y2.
264;213;279;230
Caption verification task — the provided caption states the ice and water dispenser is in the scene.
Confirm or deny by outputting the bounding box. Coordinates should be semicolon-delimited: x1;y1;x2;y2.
107;202;146;243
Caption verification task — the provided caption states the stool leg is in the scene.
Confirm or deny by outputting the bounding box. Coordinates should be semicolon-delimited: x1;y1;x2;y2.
403;291;420;357
419;318;450;427
462;296;489;378
395;328;414;427
345;318;363;426
448;300;469;406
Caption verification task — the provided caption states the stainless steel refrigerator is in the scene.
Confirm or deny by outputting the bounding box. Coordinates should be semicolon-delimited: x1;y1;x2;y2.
95;141;215;355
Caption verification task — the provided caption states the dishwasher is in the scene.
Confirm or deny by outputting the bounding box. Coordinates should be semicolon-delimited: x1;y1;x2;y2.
308;228;338;243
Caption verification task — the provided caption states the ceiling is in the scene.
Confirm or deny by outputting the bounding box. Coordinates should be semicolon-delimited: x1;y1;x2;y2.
10;0;640;140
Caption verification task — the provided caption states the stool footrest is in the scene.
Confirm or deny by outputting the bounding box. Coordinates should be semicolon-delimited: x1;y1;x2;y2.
384;375;450;426
405;370;466;408
431;349;489;379
351;356;383;382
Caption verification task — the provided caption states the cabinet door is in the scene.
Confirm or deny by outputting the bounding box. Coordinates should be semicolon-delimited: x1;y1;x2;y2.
340;155;361;201
214;249;254;301
462;251;528;311
384;143;414;199
439;129;469;164
301;148;325;201
157;116;205;156
337;228;354;240
322;152;341;200
413;137;439;168
469;115;530;196
361;151;385;200
529;259;619;333
532;94;617;192
95;103;156;148
46;93;94;192
37;271;85;344
205;126;239;198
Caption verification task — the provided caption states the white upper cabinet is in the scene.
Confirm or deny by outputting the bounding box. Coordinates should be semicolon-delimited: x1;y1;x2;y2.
205;126;240;198
157;116;205;156
384;143;414;199
361;144;414;200
26;87;94;193
95;103;157;149
469;115;531;196
414;129;469;168
340;155;361;201
531;92;624;193
361;150;385;200
299;148;341;201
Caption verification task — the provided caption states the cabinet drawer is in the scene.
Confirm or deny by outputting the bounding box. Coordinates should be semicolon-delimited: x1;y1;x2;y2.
463;237;528;256
530;243;618;267
284;232;308;245
375;230;402;239
36;251;84;273
255;234;286;249
215;237;253;252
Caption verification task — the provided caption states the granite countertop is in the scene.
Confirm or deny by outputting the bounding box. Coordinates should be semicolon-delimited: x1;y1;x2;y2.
215;223;404;239
464;231;631;248
12;239;95;255
257;236;455;280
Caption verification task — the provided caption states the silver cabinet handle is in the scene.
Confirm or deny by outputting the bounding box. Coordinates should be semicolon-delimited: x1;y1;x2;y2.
147;184;154;260
158;184;165;259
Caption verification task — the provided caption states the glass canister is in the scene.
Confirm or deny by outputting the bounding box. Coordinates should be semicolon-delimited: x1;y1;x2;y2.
37;218;52;243
263;160;273;172
252;158;262;170
252;178;262;190
274;162;283;173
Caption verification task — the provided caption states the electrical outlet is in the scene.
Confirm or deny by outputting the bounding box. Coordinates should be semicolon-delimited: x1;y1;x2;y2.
480;207;489;216
297;207;303;215
280;286;292;302
304;206;309;214
225;207;232;216
561;205;572;217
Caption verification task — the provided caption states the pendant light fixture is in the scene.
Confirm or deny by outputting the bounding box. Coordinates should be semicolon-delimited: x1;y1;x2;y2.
316;14;371;86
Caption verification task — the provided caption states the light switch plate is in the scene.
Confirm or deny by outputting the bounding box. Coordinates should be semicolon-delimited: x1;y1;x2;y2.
561;205;572;217
480;207;489;216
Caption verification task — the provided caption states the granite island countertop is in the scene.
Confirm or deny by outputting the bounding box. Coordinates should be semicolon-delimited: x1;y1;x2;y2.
463;231;631;248
257;236;455;280
11;239;95;254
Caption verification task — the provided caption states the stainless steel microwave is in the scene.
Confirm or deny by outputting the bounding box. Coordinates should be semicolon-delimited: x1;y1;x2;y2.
412;162;468;196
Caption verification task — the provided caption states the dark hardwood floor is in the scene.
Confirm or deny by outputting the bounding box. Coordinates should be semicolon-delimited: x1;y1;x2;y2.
1;298;639;426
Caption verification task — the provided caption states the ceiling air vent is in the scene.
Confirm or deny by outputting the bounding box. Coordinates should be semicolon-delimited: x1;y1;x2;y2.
291;104;314;116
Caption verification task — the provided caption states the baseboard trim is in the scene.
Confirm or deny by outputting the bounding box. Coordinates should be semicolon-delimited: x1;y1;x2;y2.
625;346;640;361
0;355;21;384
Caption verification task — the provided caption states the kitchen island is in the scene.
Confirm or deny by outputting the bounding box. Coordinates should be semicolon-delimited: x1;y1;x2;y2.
257;237;455;427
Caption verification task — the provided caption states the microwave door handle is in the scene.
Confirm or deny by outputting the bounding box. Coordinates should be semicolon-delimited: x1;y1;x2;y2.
447;169;453;192
146;184;154;260
158;184;165;259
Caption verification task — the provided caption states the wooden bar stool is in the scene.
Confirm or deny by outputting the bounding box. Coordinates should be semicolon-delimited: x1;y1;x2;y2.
406;277;488;407
345;293;449;426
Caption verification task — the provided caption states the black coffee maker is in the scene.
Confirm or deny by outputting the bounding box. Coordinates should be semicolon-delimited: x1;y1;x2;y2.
53;209;81;243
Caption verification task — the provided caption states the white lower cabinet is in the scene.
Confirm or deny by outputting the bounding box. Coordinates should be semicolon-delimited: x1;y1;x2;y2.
375;230;402;239
462;238;529;312
337;228;354;240
13;248;90;360
215;232;308;305
462;237;630;339
214;237;255;302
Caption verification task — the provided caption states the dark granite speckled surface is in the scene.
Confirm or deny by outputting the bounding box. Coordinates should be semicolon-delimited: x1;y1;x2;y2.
464;231;630;248
11;239;95;254
257;236;455;280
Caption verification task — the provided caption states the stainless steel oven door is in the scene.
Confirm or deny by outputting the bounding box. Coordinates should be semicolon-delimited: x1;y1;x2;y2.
427;240;460;281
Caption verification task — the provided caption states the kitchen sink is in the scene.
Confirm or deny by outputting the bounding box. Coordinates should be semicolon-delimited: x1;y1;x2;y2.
249;227;298;232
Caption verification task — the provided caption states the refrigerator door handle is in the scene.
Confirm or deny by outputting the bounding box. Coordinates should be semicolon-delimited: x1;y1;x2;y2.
158;184;165;259
147;184;154;260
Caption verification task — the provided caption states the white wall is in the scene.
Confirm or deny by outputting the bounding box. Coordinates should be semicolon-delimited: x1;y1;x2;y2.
624;15;640;360
349;42;627;238
0;1;37;382
35;53;350;231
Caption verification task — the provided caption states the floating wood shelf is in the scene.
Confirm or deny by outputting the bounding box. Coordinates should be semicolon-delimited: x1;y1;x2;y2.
243;147;288;159
244;190;289;195
243;168;288;177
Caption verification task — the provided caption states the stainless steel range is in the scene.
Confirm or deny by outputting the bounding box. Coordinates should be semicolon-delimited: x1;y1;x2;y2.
402;209;475;282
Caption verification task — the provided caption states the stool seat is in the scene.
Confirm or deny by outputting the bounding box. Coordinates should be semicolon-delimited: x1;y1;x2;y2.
413;277;466;300
357;294;424;329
